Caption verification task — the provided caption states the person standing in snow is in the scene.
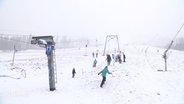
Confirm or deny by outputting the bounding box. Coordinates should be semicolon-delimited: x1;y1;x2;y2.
123;52;126;62
112;54;115;60
92;52;95;58
93;59;97;67
106;54;112;66
98;66;112;88
72;68;76;78
96;52;98;58
96;50;99;58
116;54;122;64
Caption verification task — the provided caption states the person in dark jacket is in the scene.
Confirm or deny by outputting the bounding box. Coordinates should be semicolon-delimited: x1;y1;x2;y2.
123;52;126;62
106;54;112;66
72;68;76;78
92;52;95;58
98;66;112;88
96;52;98;58
116;54;122;63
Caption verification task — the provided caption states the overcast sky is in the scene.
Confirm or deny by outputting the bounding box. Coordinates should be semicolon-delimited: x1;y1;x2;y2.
0;0;184;45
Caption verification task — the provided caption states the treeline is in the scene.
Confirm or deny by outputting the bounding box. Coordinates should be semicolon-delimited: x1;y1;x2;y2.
172;37;184;51
0;34;97;51
0;34;32;51
55;36;91;48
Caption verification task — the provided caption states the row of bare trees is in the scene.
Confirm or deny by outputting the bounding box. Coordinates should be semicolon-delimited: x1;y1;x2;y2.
0;34;96;51
0;34;32;51
55;36;91;48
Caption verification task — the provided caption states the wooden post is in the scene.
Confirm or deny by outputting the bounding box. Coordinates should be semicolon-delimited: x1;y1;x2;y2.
12;45;16;66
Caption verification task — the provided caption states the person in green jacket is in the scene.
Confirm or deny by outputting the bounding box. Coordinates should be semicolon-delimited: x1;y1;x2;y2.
93;59;97;67
98;66;112;88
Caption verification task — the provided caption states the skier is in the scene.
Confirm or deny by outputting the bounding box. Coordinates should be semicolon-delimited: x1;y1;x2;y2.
93;59;97;67
123;52;126;62
72;68;76;78
106;54;112;66
98;66;112;88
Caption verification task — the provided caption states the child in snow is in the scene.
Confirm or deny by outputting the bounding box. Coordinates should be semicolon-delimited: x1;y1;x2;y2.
98;66;112;88
72;68;76;78
93;59;97;67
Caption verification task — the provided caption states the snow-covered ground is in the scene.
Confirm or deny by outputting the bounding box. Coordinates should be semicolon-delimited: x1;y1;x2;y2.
0;45;184;104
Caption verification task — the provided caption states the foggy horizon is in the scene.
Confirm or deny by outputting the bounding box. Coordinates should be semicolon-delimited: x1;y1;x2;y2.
0;0;184;46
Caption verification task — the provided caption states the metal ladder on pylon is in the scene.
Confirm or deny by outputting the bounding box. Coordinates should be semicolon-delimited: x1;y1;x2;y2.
53;48;57;83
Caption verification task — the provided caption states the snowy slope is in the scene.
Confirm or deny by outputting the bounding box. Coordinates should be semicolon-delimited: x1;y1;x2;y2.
0;45;184;104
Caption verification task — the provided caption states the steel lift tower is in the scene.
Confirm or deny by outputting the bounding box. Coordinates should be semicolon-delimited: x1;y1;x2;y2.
31;36;57;91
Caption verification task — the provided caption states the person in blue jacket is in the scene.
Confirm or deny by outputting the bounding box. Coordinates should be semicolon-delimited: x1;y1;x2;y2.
98;66;112;88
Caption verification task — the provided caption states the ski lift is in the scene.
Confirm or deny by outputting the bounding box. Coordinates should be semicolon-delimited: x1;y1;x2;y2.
103;35;120;56
31;36;57;91
31;39;38;44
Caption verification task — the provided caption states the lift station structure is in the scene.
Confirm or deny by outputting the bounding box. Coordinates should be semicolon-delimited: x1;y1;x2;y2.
103;35;120;56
